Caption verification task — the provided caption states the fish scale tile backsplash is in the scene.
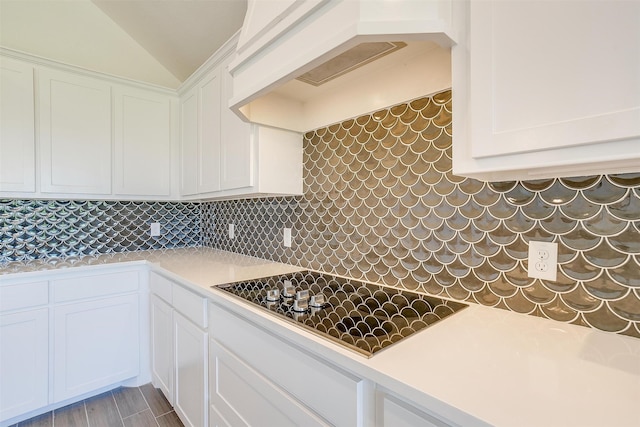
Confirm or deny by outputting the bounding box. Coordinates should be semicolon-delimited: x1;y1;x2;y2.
0;200;201;262
1;89;639;338
205;89;640;339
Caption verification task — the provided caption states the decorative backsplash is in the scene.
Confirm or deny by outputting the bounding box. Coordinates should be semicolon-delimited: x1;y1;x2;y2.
2;90;638;338
205;90;640;339
0;200;201;263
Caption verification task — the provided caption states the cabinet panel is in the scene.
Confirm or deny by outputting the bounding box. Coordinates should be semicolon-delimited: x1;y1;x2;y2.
39;68;112;194
114;87;172;196
0;309;48;421
151;294;174;404
0;57;35;192
220;57;252;191
53;294;139;402
198;71;222;193
471;1;639;158
180;88;199;196
452;0;640;180
174;312;207;427
210;338;328;427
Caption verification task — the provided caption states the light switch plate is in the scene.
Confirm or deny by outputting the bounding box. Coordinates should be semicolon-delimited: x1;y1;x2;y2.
527;241;558;281
283;228;292;247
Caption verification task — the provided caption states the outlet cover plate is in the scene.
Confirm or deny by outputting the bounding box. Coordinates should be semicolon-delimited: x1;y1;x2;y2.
527;241;558;281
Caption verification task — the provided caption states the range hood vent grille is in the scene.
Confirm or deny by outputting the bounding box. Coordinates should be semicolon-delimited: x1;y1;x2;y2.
295;41;407;86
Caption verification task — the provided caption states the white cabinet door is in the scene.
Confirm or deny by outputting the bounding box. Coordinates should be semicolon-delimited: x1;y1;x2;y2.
180;87;199;196
0;309;48;421
198;70;222;194
174;311;207;427
453;0;640;180
219;56;251;191
113;87;173;197
150;294;174;404
0;57;35;193
39;68;112;194
53;294;139;402
209;339;328;427
180;69;223;196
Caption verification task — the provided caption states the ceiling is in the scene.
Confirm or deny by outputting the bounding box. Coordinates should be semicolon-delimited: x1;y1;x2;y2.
0;0;248;89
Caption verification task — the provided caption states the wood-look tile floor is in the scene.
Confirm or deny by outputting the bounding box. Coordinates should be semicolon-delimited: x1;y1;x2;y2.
11;384;184;427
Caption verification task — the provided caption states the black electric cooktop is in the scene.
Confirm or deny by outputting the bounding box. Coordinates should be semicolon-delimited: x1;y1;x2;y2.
215;271;467;357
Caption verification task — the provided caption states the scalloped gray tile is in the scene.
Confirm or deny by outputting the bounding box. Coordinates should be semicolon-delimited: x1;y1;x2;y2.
204;90;640;339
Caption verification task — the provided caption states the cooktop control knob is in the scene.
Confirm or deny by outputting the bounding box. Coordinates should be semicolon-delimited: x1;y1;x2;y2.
296;290;309;301
282;280;296;298
292;298;309;312
266;289;280;302
309;294;326;308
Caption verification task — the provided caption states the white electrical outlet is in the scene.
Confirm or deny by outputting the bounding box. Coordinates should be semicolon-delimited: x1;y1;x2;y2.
150;222;161;237
229;223;235;239
527;241;558;281
283;228;292;247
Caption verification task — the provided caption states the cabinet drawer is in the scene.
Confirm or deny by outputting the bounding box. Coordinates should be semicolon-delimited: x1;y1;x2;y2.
172;284;207;328
377;389;453;427
211;303;364;427
0;281;48;312
149;272;173;303
52;270;139;303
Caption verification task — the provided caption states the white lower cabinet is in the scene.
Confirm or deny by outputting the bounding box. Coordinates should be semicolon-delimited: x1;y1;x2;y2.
209;300;466;427
0;279;49;422
0;267;146;426
174;312;208;427
149;272;208;427
209;302;374;427
52;294;139;402
150;294;174;403
0;308;48;421
209;339;328;427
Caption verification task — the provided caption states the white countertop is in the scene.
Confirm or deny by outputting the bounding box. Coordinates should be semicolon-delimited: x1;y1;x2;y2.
3;248;639;427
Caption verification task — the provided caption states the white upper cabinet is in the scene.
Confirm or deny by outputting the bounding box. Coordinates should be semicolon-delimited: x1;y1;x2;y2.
452;0;640;181
180;69;222;196
0;57;35;193
179;87;199;196
197;69;222;194
113;86;174;197
179;34;303;200
39;68;112;194
219;53;252;191
0;51;178;200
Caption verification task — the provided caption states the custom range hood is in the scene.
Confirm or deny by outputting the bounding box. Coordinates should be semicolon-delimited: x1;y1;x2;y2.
228;0;457;132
